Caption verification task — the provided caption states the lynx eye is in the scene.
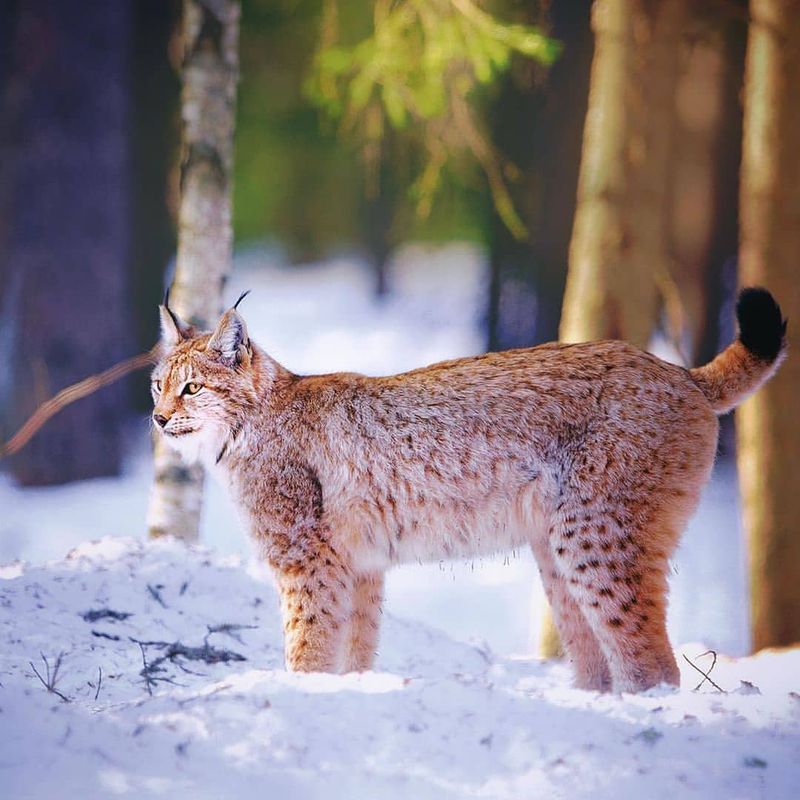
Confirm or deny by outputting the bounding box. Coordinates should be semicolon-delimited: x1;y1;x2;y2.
182;382;203;396
153;380;163;393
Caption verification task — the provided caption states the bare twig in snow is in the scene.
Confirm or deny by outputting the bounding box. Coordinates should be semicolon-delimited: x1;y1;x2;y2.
91;630;121;641
131;638;173;647
158;640;246;666
29;652;70;702
93;667;103;701
174;661;205;677
82;608;132;623
146;584;168;608
131;636;245;696
138;642;155;696
683;650;726;693
204;623;257;646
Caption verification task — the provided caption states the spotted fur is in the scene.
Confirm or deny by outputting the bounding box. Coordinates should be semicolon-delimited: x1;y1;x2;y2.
151;289;786;692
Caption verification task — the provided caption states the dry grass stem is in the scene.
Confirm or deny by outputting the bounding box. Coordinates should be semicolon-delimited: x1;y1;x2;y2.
683;650;726;693
29;652;70;703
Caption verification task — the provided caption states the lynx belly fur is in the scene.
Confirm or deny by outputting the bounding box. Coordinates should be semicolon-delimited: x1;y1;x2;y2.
151;288;786;693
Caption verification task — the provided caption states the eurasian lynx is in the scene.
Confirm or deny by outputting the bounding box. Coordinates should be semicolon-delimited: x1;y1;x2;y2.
151;288;786;693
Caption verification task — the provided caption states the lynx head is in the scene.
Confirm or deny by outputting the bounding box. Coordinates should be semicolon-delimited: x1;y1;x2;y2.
151;292;259;465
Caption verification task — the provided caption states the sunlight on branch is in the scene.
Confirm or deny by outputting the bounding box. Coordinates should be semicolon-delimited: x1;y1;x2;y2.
306;0;561;238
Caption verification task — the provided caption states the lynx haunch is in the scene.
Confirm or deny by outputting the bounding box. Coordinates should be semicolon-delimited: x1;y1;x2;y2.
152;288;786;693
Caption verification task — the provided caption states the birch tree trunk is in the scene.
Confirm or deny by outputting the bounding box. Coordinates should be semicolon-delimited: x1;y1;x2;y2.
540;0;687;657
736;0;800;651
147;0;240;541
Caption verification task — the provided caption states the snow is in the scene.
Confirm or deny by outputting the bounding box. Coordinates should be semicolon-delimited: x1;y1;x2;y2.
1;244;798;797
1;538;798;799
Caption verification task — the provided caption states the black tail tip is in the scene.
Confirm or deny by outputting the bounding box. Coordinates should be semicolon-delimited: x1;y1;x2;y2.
737;287;787;361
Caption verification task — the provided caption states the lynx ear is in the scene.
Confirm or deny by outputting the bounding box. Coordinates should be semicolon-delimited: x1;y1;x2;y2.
159;299;192;346
207;308;249;365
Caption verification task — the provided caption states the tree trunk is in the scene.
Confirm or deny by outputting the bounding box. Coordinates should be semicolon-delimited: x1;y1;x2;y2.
361;145;396;299
667;7;746;460
736;0;800;651
1;0;133;485
540;0;687;657
146;0;240;542
487;1;593;351
0;0;21;314
668;9;745;365
129;0;181;411
559;0;687;348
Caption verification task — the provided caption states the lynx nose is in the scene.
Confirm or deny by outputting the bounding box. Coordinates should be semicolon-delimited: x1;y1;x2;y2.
153;413;169;428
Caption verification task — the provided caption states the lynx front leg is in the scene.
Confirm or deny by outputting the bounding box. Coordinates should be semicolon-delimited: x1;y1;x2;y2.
345;571;384;672
276;553;354;673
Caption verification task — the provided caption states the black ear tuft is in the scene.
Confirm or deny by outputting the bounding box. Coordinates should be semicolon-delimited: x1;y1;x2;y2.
737;287;787;362
233;290;251;310
162;286;183;331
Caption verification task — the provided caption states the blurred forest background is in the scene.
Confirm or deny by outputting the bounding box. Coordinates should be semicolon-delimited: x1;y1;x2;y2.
0;0;797;653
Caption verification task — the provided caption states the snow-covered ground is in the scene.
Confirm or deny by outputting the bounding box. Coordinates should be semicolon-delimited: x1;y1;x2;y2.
1;244;797;797
1;538;798;799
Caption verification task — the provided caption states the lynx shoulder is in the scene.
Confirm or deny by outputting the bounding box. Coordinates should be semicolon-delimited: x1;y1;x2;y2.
151;287;786;692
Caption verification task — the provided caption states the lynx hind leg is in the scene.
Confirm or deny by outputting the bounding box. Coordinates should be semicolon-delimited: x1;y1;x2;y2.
345;571;384;672
531;541;612;692
550;502;683;694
